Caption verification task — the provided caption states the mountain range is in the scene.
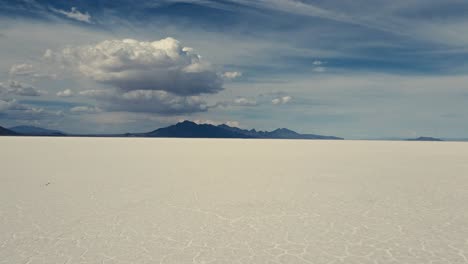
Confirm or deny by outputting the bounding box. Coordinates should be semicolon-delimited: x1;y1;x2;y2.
0;121;343;140
406;136;443;141
128;121;343;140
0;122;455;141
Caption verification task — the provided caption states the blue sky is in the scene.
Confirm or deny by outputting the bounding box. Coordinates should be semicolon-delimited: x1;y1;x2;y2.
1;0;468;138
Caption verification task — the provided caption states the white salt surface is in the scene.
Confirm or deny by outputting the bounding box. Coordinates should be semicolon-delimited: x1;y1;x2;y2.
1;137;468;264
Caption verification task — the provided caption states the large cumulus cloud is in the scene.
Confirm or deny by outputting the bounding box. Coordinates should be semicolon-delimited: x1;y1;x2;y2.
44;37;223;96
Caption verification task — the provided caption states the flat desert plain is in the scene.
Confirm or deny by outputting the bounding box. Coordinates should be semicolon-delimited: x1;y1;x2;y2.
1;137;468;264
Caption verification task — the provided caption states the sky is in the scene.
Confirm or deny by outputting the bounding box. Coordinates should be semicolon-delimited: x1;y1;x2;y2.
1;0;468;139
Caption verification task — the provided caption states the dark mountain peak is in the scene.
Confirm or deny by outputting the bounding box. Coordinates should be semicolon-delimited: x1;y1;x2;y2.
268;128;300;138
0;126;18;136
173;120;199;129
138;121;342;140
273;128;287;131
177;120;197;125
217;124;232;129
272;128;296;133
172;120;199;128
146;121;252;138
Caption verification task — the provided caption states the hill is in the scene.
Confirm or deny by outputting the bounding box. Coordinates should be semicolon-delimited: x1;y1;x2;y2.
9;126;66;136
0;126;18;136
407;136;443;142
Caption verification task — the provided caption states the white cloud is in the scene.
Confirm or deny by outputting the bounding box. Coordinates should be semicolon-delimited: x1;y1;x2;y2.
0;80;44;96
8;63;57;79
312;60;323;66
233;97;257;106
80;89;208;115
56;89;74;97
45;37;223;96
224;0;377;31
213;97;259;108
222;71;242;80
225;120;241;127
312;60;326;72
50;7;92;24
272;95;292;105
192;119;241;127
9;63;34;76
313;66;326;72
70;106;102;114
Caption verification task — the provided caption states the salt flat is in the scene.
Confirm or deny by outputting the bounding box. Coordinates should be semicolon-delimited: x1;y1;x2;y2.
1;138;468;264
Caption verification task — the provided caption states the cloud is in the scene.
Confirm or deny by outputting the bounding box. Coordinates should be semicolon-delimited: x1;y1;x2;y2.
222;71;242;80
79;89;113;97
45;37;223;96
313;66;326;73
191;119;241;127
0;99;18;112
8;63;57;79
0;99;61;120
211;96;259;109
233;97;257;106
272;96;292;105
0;80;44;96
80;89;208;115
42;37;224;116
312;60;326;72
56;89;74;97
213;0;372;30
9;63;34;76
176;0;468;46
70;106;102;114
225;120;240;127
50;7;92;24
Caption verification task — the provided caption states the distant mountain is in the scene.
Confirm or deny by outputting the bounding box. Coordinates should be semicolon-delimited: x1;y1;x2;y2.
139;121;255;138
2;121;343;139
407;136;443;141
0;126;18;136
218;124;342;140
131;121;343;140
9;126;66;136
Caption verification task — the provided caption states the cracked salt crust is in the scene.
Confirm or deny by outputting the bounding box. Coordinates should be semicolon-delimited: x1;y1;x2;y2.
1;138;468;264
